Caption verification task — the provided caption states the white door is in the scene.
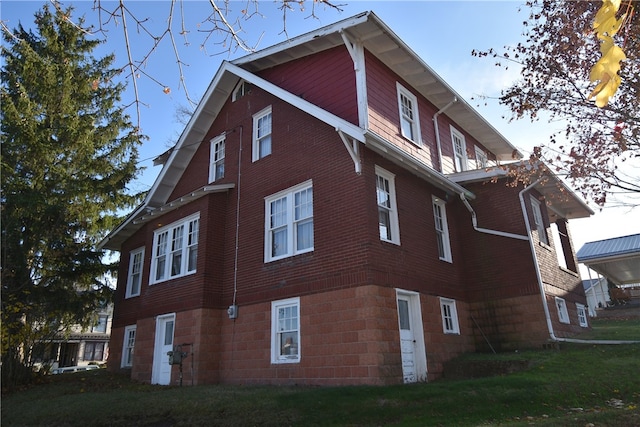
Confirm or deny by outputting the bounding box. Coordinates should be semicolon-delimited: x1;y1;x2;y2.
151;314;175;385
397;295;417;383
396;291;427;383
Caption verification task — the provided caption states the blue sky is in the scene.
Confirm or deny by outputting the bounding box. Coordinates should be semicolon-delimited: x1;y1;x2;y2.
2;1;638;276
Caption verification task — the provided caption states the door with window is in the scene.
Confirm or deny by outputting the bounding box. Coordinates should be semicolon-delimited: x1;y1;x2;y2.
151;313;175;385
396;291;427;383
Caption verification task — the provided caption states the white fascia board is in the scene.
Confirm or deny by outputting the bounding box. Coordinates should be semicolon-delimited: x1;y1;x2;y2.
224;63;365;143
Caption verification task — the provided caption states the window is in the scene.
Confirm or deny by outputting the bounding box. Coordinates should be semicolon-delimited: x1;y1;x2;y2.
555;297;570;324
550;220;577;272
396;83;421;144
232;80;251;101
376;166;400;245
151;213;199;284
530;196;549;245
126;248;144;298
475;146;488;169
433;196;452;262
440;298;460;334
83;342;105;361
253;106;272;161
576;303;588;327
265;181;313;262
209;134;225;183
451;127;468;172
271;297;300;364
121;325;136;368
93;315;108;333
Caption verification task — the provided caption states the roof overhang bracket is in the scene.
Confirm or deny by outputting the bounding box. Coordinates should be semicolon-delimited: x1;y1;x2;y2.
337;129;361;175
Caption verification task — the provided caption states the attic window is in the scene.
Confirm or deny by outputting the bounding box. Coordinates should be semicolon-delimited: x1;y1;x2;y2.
232;80;251;102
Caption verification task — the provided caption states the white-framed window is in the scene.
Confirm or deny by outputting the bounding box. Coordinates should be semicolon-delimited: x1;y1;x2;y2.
451;127;468;172
432;196;452;262
440;298;460;334
530;196;549;245
555;297;570;324
126;247;144;298
576;303;588;327
396;83;421;144
265;181;313;262
209;134;225;183
376;166;401;245
121;325;136;368
474;146;488;169
252;106;272;161
151;213;200;284
232;79;251;102
271;297;300;364
92;315;108;333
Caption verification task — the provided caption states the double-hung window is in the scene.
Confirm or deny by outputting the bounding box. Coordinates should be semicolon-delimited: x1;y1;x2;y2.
209;134;225;183
83;342;105;361
121;325;136;368
92;315;108;333
451;127;468;172
530;196;549;245
433;196;452;262
576;303;588;327
151;213;199;284
555;297;570;324
440;298;460;334
376;166;400;245
475;146;488;169
265;181;313;262
271;297;300;364
396;83;421;144
126;248;144;298
253;106;272;161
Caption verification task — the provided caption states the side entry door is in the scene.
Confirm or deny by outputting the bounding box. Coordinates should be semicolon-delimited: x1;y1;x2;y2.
151;313;175;385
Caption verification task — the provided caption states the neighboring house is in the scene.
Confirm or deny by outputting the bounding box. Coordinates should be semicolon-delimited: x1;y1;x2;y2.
582;278;609;316
31;304;113;371
100;12;593;386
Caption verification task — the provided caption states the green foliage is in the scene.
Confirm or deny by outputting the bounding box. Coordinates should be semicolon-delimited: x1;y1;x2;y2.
1;5;143;385
2;337;639;426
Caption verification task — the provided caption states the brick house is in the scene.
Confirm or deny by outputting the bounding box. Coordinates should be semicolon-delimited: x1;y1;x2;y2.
100;12;593;386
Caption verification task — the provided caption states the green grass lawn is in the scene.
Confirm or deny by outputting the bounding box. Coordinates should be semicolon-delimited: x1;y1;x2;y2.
3;319;639;427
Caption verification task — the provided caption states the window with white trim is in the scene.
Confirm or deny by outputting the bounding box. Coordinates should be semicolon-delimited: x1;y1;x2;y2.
92;315;108;333
530;196;549;245
121;325;136;368
232;80;251;102
576;303;588;327
451;127;468;172
126;248;144;298
252;106;272;161
396;83;421;144
271;297;300;364
440;298;460;334
209;134;225;183
376;166;400;245
474;146;488;169
151;214;199;284
265;181;313;262
555;297;570;324
433;196;452;262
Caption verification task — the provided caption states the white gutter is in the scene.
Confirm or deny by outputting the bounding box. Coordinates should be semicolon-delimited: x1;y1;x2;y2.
459;193;529;241
518;179;559;342
433;97;457;172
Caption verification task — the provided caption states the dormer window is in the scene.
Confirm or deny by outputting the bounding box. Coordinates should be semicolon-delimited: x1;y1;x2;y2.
396;83;421;145
451;126;468;172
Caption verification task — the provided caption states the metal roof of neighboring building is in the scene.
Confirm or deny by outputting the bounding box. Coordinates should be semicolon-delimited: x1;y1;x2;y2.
577;234;640;285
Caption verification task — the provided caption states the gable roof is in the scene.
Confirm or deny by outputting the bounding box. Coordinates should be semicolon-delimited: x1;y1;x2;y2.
577;234;640;285
99;11;528;251
233;11;523;162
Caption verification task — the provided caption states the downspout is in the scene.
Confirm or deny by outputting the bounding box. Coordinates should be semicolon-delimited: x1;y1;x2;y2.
433;97;457;172
518;179;559;342
459;193;529;241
